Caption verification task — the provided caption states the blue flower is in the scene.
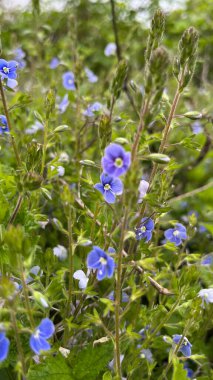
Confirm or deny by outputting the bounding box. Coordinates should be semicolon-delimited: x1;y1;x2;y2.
201;254;213;266
49;57;60;69
108;291;129;303
140;348;153;363
87;246;115;280
164;223;187;246
62;71;76;90
83;102;102;117
0;115;9;133
104;42;116;56
58;94;69;113
13;48;26;69
25;120;43;135
135;218;154;242
102;143;131;177
192;121;203;134
94;173;123;204
184;363;194;378
199;225;206;233
85;67;98;83
0;332;10;362
0;59;18;89
198;288;213;307
30;318;55;355
172;335;192;357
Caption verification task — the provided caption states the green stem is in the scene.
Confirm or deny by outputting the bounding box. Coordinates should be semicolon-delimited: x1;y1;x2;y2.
10;306;27;379
131;96;150;162
7;193;23;226
41;119;48;176
20;259;35;328
0;78;21;166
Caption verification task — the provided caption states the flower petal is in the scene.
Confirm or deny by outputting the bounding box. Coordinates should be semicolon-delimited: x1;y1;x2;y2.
104;190;116;203
0;335;9;362
110;178;123;195
38;318;55;339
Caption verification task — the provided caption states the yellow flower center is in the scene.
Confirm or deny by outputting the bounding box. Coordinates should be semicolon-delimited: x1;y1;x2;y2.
141;226;146;233
173;230;180;237
115;157;123;168
99;257;107;265
3;67;9;74
104;183;111;191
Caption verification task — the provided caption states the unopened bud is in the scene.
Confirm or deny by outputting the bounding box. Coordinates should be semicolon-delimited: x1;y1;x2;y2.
111;60;128;100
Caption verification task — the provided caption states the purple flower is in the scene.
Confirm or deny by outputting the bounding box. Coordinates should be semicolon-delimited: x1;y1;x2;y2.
87;246;115;280
0;115;9;133
94;173;123;204
85;67;98;83
201;255;213;266
172;335;192;357
198;288;213;307
25;120;43;134
164;223;187;246
49;57;60;69
58;94;69;113
62;71;76;90
30;318;55;355
102;143;131;177
14;48;26;69
83;102;102;117
104;42;116;57
135;218;154;242
0;332;10;362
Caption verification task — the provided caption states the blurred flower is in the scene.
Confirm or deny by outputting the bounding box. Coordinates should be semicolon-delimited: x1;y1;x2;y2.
49;57;60;69
87;246;115;280
140;348;153;363
83;102;102;117
104;42;116;56
199;225;206;233
58;94;69;113
172;335;192;357
192;121;203;134
38;220;49;229
94;172;123;204
62;71;76;90
102;143;131;177
139;325;150;339
0;332;10;362
26;266;42;284
138;179;149;203
85;67;98;83
25;121;44;134
0;115;9;133
198;288;213;307
108;291;129;303
184;363;194;378
201;254;213;266
108;247;116;254
73;270;89;289
164;223;187;246
109;354;124;370
30;318;55;355
0;59;18;89
59;152;69;163
13;48;26;69
50;165;65;177
135;218;154;242
53;245;67;260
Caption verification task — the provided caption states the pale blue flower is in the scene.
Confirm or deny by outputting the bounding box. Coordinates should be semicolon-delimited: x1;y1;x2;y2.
104;42;116;56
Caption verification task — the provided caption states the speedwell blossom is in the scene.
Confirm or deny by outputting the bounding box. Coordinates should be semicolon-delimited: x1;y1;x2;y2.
85;67;98;83
53;245;67;260
172;335;192;357
0;59;18;89
14;48;26;69
104;42;116;56
0;332;10;362
62;71;76;90
49;57;60;69
198;288;213;307
135;218;154;242
102;143;131;177
94;173;123;204
0;115;9;133
138;179;149;203
164;223;187;246
87;246;115;281
30;318;55;355
73;270;89;289
83;102;102;117
58;94;69;113
201;254;213;266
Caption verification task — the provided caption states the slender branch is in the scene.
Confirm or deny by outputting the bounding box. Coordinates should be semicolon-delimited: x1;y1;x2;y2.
7;193;23;226
20;259;35;328
10;306;26;379
131;97;150;162
66;208;74;317
168;180;213;204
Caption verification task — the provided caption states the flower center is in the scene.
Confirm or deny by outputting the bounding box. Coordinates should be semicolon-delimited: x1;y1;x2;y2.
115;157;123;168
173;230;180;237
34;329;40;339
68;79;73;84
3;66;9;74
141;226;146;233
104;183;111;191
99;257;107;265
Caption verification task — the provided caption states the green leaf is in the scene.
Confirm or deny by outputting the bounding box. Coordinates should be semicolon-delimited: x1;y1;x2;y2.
53;125;69;133
102;371;112;380
143;153;170;164
172;358;188;380
27;354;74;380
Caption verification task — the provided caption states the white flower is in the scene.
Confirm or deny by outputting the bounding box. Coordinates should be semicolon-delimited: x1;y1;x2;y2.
25;121;44;135
104;42;116;56
73;270;89;289
138;180;149;203
53;245;67;260
59;152;69;163
198;288;213;307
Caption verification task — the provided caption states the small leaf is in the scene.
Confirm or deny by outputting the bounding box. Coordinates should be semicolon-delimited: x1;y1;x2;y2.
183;111;202;120
172;358;188;380
53;125;69;133
34;111;44;124
143;153;170;164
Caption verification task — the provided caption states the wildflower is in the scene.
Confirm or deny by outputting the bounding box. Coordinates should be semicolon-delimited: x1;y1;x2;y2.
135;218;154;242
198;288;213;307
85;67;98;83
184;363;194;378
83;102;102;117
50;165;65;177
199;225;206;233
192;121;203;134
53;245;67;260
0;58;18;89
109;354;124;370
13;48;26;69
0;115;9;133
73;270;89;289
164;223;187;246
140;348;153;363
104;42;116;56
94;173;123;204
87;246;115;280
201;254;213;266
108;247;116;254
62;71;76;90
25;121;43;134
59;152;69;163
108;291;129;303
58;94;69;113
138;179;149;203
172;335;192;357
30;318;55;355
49;57;60;69
102;143;131;177
26;266;42;284
0;332;10;362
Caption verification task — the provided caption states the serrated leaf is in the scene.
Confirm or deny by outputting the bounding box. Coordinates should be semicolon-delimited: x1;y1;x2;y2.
27;354;74;380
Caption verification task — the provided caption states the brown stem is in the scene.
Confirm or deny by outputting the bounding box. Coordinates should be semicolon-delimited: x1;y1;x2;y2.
7;194;23;226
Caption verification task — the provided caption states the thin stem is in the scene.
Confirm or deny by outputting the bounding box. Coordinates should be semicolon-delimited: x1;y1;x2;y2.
110;0;122;61
41;119;48;176
7;193;23;226
168;180;213;203
10;306;26;379
114;208;128;379
20;259;35;328
131;97;150;162
0;78;21;166
66;209;74;316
